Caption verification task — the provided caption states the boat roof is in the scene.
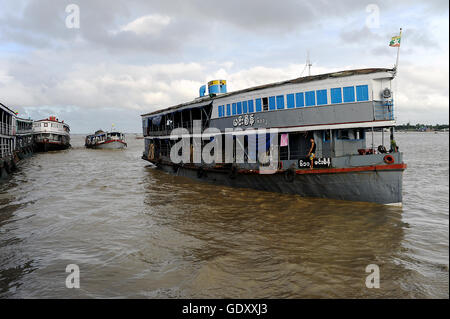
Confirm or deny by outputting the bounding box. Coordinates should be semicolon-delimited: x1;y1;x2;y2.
0;102;17;116
35;118;69;126
16;117;33;122
141;67;395;117
87;130;123;137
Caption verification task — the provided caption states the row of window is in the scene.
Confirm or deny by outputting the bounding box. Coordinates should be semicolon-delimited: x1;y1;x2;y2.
217;85;370;118
34;122;65;128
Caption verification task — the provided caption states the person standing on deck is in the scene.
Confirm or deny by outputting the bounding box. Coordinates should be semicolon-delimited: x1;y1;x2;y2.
307;137;316;169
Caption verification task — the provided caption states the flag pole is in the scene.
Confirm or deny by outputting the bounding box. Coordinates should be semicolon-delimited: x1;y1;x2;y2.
395;28;402;71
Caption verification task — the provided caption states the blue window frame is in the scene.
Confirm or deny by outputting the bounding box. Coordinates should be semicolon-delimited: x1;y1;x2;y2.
226;104;231;116
255;98;262;112
356;85;369;101
232;103;237;115
305;91;316;106
296;92;304;107
248;100;254;112
237;102;242;114
242;100;248;113
276;95;285;110
343;86;355;103
269;96;276;110
316;89;327;105
287;94;295;108
330;88;342;104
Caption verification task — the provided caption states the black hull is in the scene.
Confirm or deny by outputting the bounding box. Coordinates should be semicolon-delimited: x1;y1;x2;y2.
147;160;404;205
35;142;70;152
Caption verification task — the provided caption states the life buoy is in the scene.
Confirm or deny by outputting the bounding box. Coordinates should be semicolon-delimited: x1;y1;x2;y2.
384;154;395;164
284;168;295;183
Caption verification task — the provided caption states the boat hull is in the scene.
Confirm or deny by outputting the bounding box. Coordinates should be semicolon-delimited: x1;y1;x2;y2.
35;141;70;152
148;161;404;205
86;140;127;149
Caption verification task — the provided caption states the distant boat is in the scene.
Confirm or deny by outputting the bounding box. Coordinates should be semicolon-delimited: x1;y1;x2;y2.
85;130;127;149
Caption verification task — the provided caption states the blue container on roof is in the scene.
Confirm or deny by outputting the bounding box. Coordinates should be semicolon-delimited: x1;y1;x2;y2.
207;80;227;95
199;85;206;97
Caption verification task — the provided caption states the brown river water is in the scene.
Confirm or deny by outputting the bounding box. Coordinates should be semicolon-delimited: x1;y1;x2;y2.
0;132;448;298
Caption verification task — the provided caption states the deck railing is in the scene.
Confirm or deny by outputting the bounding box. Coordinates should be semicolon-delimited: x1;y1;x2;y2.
0;144;13;158
146;120;208;136
373;100;394;121
0;123;12;136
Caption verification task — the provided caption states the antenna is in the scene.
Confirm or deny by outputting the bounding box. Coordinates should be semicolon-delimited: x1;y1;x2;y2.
306;50;312;76
300;50;313;77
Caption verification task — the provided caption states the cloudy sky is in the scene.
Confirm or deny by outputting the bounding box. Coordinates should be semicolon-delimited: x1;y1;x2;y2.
0;0;448;133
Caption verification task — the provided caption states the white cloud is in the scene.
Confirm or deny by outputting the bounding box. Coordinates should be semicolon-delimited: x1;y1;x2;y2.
118;14;171;35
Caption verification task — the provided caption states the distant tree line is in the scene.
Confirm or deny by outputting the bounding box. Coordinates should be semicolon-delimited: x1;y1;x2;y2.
396;123;449;131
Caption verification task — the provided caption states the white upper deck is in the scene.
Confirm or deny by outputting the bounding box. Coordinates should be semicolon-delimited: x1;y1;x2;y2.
33;116;70;136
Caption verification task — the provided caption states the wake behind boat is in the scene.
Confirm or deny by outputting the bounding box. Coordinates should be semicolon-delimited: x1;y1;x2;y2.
85;130;127;149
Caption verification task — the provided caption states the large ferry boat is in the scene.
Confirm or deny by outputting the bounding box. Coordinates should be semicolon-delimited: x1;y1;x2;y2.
33;116;70;151
85;130;127;149
141;68;406;205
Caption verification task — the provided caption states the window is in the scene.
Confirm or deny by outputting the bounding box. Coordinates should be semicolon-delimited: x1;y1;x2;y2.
287;94;295;108
262;97;269;111
242;100;248;113
343;86;355;103
330;88;342;104
232;103;237;115
296;92;304;107
269;96;276;110
227;104;231;116
337;128;365;140
256;98;262;112
219;105;224;117
248;100;254;112
316;89;327;105
276;95;285;110
44;123;48;127
305;91;316;106
356;85;369;101
237;102;242;114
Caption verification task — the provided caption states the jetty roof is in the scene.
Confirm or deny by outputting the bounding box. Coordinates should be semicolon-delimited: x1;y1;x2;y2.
0;102;17;116
141;67;395;117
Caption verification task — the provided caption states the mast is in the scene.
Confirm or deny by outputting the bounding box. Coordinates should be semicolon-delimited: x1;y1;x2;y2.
306;50;312;76
394;28;402;73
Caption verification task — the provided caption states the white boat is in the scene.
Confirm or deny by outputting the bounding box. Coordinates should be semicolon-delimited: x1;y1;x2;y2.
33;116;71;151
85;130;127;149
